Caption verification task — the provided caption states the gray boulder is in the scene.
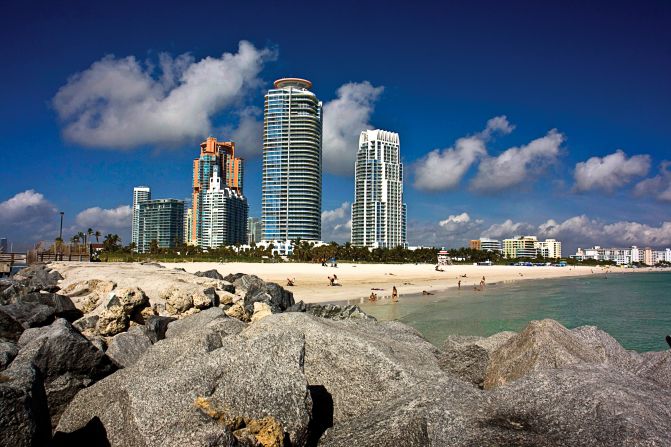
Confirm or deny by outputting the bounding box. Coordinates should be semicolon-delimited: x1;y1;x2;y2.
72;314;99;333
0;307;24;341
13;263;63;290
165;307;228;339
232;273;266;295
241;276;294;314
143;315;176;343
19;292;83;322
0;361;51;447
483;320;656;390
0;340;18;370
0;302;55;328
484;319;611;389
194;269;224;280
244;313;441;424
305;303;374;320
106;326;153;367
483;363;671;446
634;350;671;389
438;331;516;387
57;318;311;447
13;319;117;428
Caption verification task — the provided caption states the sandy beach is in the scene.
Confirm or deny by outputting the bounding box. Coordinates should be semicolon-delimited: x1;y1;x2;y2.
160;261;631;304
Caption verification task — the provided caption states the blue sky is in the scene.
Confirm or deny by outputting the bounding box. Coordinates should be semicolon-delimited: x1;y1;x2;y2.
1;0;670;252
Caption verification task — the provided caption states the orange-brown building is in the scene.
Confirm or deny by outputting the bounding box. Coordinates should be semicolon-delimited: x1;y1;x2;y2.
191;137;244;244
469;239;481;250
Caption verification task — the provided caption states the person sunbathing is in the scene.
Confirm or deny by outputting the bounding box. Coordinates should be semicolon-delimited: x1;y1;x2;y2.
286;278;295;286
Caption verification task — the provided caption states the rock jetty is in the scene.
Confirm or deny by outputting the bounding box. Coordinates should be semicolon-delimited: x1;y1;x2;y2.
0;262;669;446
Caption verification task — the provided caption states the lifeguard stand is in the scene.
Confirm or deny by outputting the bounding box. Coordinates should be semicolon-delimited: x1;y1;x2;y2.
437;250;452;266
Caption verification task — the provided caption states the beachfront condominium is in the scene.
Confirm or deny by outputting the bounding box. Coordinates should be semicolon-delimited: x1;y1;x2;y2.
191;137;244;245
573;245;671;265
200;166;248;248
351;129;407;248
131;186;151;250
469;238;502;253
262;78;323;242
536;239;562;259
136;199;184;253
503;236;539;258
502;236;562;259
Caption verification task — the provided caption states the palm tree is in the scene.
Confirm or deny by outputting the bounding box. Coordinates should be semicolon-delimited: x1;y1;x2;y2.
77;231;86;249
87;228;93;245
94;230;101;242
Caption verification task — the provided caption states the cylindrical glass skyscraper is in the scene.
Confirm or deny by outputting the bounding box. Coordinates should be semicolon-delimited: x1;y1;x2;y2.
262;78;323;241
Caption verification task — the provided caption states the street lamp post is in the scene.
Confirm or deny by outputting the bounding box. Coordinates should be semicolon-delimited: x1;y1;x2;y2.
59;212;64;240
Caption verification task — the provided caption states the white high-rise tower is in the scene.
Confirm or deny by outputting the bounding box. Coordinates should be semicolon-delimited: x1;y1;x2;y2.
131;186;151;250
351;130;407;248
262;78;323;242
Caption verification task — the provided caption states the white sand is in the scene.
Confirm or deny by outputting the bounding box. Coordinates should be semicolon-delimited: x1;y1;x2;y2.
161;262;628;304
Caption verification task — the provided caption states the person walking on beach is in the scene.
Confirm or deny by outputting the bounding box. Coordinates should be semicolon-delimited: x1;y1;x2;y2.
458;280;461;290
369;291;377;302
391;286;399;302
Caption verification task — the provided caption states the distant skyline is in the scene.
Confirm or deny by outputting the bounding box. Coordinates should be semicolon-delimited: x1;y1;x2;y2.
1;0;670;253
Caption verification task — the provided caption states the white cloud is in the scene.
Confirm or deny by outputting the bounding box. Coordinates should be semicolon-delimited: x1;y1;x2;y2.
322;81;384;176
538;215;671;251
573;150;650;193
479;115;515;138
0;190;59;249
413;115;517;192
224;107;263;159
0;190;56;223
470;129;564;192
321;202;352;243
481;219;536;239
53;41;276;149
413;136;487;191
408;212;485;247
633;161;671;202
75;205;132;231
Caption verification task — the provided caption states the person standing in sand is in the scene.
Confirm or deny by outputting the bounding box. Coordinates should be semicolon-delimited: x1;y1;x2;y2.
458;280;461;290
391;286;399;302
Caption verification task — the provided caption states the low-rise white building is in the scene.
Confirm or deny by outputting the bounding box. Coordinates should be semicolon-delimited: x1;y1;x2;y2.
572;245;671;265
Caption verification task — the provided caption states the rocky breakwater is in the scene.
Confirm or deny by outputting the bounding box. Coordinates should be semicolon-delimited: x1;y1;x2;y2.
1;262;670;446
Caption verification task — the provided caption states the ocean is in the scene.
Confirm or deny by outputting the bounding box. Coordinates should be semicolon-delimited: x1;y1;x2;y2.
357;271;671;352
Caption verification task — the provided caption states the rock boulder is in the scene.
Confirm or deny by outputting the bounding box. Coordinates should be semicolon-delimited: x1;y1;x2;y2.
439;331;516;387
0;362;51;447
106;326;153;367
13;319;117;428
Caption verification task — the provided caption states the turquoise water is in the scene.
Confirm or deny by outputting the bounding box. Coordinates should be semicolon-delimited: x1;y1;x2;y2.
356;272;671;352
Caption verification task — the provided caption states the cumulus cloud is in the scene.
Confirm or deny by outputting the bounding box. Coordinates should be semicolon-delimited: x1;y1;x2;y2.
0;190;59;249
322;81;384;176
633;161;671;202
53;41;276;149
481;219;536;239
413;115;516;192
75;205;132;232
321;202;352;243
538;215;671;251
573;150;651;193
407;212;485;247
479;115;515;138
223;107;264;159
470;129;564;192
